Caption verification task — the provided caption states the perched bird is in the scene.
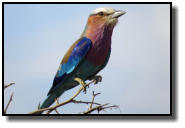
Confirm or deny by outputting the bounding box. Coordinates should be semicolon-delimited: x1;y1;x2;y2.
38;7;125;113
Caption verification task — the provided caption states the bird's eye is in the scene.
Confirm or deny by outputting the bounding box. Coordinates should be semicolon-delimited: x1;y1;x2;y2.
98;11;104;16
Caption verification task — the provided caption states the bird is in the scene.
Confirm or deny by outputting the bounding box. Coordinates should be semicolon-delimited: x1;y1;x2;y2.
38;7;126;113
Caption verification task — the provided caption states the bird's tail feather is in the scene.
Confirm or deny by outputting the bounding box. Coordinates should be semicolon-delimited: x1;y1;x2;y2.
40;94;56;109
35;91;64;114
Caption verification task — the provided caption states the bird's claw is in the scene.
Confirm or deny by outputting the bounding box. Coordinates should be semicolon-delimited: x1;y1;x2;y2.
74;77;87;94
92;75;102;84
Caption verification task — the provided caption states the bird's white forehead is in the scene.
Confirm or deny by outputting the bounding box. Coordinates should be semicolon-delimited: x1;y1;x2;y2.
91;7;116;14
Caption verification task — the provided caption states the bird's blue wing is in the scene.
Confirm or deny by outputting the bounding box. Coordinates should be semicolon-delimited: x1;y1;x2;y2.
47;37;92;95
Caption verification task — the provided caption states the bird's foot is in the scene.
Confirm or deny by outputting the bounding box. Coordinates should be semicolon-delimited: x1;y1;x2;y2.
92;75;102;84
74;77;87;94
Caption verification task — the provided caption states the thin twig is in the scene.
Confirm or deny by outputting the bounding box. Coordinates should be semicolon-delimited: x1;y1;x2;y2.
71;99;101;106
83;103;108;114
89;91;101;109
54;109;60;114
83;103;119;114
4;93;13;114
101;105;119;111
4;83;15;89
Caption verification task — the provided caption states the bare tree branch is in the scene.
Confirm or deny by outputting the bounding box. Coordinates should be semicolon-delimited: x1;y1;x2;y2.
4;83;15;114
29;76;119;114
4;93;13;114
54;109;60;114
71;99;101;106
4;83;15;89
89;91;101;110
83;103;119;114
5;77;119;114
29;78;97;114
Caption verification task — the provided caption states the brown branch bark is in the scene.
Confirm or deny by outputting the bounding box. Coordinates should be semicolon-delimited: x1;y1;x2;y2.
4;83;15;114
54;109;60;114
4;93;13;114
83;103;119;114
89;91;101;109
4;83;15;89
71;99;101;106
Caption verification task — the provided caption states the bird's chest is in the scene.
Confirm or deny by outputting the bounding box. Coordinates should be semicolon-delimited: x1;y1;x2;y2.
86;39;111;66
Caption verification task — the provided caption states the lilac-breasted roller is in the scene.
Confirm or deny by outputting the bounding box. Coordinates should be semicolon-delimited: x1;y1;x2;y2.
38;7;125;113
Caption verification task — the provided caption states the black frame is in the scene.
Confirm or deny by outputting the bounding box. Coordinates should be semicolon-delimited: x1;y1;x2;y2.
2;2;173;117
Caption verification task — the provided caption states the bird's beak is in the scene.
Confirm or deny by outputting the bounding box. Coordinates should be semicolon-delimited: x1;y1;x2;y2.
111;10;126;19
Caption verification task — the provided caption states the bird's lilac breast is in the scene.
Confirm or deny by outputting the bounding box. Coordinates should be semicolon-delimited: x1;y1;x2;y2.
84;20;113;66
86;38;111;66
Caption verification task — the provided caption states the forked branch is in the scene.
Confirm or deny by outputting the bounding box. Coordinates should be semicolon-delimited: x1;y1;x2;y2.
29;76;119;114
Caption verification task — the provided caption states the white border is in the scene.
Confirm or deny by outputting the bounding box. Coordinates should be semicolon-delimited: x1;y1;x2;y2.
0;0;184;128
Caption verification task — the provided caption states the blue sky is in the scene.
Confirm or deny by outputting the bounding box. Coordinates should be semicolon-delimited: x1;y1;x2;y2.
4;4;170;114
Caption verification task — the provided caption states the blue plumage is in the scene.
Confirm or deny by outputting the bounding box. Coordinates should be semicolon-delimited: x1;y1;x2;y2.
47;37;92;95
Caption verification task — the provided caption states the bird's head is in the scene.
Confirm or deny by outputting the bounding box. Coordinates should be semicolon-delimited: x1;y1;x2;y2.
88;7;126;28
83;7;126;38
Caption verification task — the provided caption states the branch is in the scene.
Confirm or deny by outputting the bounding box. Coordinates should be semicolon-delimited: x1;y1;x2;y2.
71;99;101;106
89;91;101;109
29;79;96;114
54;109;60;114
83;103;119;114
4;83;15;89
4;83;15;114
29;75;119;114
4;93;13;114
82;91;119;114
